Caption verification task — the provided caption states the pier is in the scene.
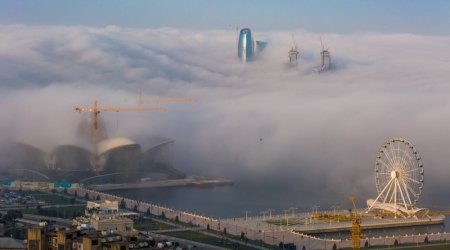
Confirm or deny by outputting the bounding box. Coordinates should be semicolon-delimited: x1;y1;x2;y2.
88;177;233;191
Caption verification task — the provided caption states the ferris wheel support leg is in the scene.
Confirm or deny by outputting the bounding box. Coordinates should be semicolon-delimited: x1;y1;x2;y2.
394;179;397;219
397;179;410;213
367;178;394;212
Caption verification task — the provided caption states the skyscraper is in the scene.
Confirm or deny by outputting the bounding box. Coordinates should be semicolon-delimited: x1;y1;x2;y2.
238;28;254;62
320;49;331;70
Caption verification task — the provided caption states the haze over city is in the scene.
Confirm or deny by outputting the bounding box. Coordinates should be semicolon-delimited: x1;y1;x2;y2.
1;0;450;212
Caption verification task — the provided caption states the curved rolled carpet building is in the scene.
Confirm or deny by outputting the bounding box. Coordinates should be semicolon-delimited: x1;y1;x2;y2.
0;136;183;184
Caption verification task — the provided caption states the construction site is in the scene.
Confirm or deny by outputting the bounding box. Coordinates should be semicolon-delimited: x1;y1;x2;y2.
0;94;199;185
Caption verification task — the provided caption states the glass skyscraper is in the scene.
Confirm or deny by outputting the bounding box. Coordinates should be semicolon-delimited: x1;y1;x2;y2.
238;28;254;62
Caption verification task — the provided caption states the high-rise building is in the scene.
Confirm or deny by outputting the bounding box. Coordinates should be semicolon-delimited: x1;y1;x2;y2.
238;28;255;62
319;38;332;71
320;49;331;70
237;28;267;62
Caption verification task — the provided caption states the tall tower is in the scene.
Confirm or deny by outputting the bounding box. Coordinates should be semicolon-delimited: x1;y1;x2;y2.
320;49;331;70
289;34;299;65
320;37;331;71
238;28;255;62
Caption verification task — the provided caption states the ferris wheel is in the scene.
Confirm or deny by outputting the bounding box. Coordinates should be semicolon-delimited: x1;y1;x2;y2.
369;138;424;214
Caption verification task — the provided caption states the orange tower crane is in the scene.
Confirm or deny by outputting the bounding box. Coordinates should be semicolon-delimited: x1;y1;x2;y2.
75;100;165;171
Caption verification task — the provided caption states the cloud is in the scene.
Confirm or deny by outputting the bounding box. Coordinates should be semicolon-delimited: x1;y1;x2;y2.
1;25;450;206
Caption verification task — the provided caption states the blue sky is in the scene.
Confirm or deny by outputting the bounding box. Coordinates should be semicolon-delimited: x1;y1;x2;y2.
1;0;450;34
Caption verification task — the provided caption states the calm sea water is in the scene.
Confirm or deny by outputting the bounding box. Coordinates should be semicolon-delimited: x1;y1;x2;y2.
107;179;315;219
105;178;449;238
106;179;448;221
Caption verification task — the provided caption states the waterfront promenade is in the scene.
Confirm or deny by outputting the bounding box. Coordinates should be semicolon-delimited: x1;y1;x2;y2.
71;186;450;250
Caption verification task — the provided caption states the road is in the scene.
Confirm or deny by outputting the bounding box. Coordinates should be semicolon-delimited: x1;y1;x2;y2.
148;232;230;250
0;203;85;211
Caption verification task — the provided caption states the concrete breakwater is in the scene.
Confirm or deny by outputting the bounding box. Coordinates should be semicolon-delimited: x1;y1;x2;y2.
88;177;234;191
71;187;450;250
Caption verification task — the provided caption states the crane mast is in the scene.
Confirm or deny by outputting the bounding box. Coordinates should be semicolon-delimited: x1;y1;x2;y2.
349;195;362;250
75;100;165;172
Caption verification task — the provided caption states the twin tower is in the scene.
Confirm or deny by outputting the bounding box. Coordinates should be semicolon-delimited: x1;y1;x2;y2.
237;28;266;62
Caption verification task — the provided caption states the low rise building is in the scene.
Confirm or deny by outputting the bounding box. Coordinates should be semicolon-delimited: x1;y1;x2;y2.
73;200;136;235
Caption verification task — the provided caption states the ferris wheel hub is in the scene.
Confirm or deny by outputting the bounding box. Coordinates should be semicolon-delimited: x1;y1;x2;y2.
390;170;400;179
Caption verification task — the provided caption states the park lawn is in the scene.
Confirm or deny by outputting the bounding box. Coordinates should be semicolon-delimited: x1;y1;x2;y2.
265;218;301;226
134;218;177;231
207;229;278;250
23;205;85;219
163;231;269;250
28;192;75;205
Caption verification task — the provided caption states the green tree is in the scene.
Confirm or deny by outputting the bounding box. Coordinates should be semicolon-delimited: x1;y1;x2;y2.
161;211;166;219
146;208;150;215
74;191;78;197
175;216;179;222
223;227;227;235
36;205;42;215
96;195;101;200
4;210;23;222
119;199;126;209
84;193;89;200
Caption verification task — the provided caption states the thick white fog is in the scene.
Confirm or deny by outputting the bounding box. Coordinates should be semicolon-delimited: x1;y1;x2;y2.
1;25;450;205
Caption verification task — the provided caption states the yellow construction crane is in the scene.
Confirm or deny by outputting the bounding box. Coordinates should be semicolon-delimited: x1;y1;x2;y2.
75;100;165;171
349;195;361;250
311;196;363;249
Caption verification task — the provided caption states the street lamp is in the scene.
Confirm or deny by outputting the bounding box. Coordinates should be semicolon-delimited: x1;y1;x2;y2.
289;207;297;217
331;205;340;223
311;205;320;224
267;209;274;220
283;209;290;227
243;210;251;221
260;211;268;220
